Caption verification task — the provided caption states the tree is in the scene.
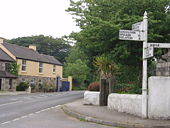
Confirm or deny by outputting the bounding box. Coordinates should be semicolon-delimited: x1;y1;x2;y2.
7;35;71;63
67;0;170;84
94;56;119;105
64;59;90;85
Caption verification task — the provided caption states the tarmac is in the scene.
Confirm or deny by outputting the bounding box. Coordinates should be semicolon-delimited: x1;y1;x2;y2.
0;91;30;96
62;99;170;128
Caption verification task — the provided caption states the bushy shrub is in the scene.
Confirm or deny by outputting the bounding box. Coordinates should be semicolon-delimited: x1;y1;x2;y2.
88;82;100;91
16;82;29;91
112;83;142;94
43;84;55;92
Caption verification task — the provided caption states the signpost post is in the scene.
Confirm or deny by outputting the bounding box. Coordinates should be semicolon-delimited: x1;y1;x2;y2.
119;11;170;118
142;11;148;118
119;11;148;118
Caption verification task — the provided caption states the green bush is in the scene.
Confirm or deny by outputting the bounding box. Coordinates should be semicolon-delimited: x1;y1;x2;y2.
16;82;29;91
72;85;87;90
88;82;100;91
43;84;55;92
112;83;142;94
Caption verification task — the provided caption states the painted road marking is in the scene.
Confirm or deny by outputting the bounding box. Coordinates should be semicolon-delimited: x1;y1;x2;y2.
0;105;61;125
0;101;22;107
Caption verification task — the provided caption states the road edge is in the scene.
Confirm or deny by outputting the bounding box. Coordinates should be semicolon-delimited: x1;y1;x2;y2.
61;105;146;128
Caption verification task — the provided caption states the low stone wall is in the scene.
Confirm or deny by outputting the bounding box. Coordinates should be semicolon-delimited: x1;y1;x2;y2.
108;93;142;117
84;91;99;105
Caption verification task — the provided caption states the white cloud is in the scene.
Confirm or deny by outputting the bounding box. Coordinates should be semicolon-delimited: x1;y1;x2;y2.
0;0;79;39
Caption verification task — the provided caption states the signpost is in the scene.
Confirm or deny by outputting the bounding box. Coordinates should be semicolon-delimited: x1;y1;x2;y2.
132;21;143;31
144;46;154;59
119;11;148;118
119;11;170;118
148;43;170;48
119;30;144;41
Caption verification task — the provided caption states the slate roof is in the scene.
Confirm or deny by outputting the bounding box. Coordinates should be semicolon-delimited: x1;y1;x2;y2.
2;43;63;66
0;71;17;78
0;49;14;62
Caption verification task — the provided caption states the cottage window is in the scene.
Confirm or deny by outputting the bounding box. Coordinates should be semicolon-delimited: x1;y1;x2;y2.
22;78;26;82
9;79;12;89
30;79;35;85
22;60;26;71
53;65;56;73
39;63;43;73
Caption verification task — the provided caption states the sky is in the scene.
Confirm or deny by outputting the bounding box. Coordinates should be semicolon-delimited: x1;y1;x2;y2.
0;0;80;39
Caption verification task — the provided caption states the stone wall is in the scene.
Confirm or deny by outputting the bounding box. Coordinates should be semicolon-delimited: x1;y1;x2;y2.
156;62;170;76
18;75;56;89
0;61;6;71
84;91;99;105
148;76;170;119
108;93;142;117
1;78;17;91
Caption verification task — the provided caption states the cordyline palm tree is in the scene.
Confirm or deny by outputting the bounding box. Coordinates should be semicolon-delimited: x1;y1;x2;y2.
94;56;119;94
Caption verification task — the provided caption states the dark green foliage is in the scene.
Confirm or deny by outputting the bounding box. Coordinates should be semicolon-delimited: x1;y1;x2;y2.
113;83;142;94
16;82;29;91
7;35;71;63
72;85;87;90
6;62;19;76
67;0;170;89
88;82;100;91
43;84;55;92
64;46;91;86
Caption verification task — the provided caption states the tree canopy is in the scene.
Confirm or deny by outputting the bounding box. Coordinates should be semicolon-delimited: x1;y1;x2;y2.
67;0;170;84
7;35;71;63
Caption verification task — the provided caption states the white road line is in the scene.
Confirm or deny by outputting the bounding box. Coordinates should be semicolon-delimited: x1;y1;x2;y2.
0;105;61;125
12;118;20;122
0;101;22;107
28;113;34;116
20;116;28;119
1;121;11;125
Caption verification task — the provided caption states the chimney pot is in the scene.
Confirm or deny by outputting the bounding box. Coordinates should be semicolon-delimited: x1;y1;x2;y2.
0;37;5;44
29;45;36;51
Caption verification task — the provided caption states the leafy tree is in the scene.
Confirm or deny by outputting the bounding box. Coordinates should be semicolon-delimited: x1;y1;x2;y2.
9;62;19;76
67;0;170;84
7;35;71;63
64;59;90;85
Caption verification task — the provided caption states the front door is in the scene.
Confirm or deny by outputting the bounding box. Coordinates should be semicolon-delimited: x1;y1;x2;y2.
0;79;2;91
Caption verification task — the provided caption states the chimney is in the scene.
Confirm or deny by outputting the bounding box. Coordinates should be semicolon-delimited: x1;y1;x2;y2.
29;45;36;51
0;37;5;44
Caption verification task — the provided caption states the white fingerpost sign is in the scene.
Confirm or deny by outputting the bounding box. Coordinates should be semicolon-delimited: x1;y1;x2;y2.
119;11;170;119
132;21;143;31
119;30;144;41
119;11;148;118
148;43;170;48
144;46;154;59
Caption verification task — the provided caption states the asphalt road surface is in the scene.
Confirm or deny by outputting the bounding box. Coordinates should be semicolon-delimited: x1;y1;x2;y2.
0;91;113;128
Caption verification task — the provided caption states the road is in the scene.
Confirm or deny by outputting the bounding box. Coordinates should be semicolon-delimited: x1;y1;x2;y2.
0;91;113;128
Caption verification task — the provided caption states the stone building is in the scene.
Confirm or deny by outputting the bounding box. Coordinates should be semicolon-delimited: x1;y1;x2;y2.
0;47;17;91
156;51;170;76
0;38;63;91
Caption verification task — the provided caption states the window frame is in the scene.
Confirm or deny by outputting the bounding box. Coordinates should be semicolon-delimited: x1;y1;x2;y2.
53;65;56;73
39;62;43;73
22;60;27;71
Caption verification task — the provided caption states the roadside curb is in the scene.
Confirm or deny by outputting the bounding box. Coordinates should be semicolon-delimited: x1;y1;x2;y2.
62;105;148;128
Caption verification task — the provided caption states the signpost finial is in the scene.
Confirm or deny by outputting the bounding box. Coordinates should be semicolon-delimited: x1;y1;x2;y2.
144;11;147;19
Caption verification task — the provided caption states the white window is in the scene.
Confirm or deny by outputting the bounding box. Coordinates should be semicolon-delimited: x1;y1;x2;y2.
39;63;43;73
53;65;56;73
22;60;26;71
